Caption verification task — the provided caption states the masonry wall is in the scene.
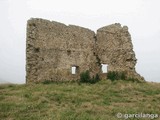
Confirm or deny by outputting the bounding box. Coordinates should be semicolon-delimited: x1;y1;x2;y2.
26;18;98;83
96;23;134;70
96;23;143;80
26;18;144;83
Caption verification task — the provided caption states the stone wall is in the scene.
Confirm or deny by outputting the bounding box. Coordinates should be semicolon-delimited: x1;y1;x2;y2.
26;18;144;83
26;18;98;83
96;23;143;80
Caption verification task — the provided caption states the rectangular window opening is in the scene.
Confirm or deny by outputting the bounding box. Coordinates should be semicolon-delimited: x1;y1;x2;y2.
101;64;108;73
71;66;79;74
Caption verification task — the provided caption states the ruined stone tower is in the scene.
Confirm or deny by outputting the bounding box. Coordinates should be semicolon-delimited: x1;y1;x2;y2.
26;18;144;83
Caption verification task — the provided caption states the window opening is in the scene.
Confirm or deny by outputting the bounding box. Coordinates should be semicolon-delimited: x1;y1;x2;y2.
71;66;76;74
101;64;108;73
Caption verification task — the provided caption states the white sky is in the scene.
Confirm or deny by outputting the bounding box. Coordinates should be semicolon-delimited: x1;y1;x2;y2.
0;0;160;83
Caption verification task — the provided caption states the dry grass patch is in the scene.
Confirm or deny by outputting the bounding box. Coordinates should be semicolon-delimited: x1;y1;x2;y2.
0;80;160;119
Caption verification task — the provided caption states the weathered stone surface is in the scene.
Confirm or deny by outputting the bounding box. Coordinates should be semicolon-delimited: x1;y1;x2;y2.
26;18;97;83
26;18;144;83
96;23;144;80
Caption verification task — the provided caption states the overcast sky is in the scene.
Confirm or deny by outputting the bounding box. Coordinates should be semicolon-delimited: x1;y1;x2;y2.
0;0;160;84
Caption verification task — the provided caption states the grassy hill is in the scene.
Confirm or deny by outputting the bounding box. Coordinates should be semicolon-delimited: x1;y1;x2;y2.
0;80;160;120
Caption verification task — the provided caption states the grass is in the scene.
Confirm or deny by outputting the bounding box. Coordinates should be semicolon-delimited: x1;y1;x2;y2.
0;80;160;120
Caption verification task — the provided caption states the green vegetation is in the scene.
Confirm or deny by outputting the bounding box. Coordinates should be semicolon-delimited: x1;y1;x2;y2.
107;71;139;82
107;71;126;81
0;80;160;120
79;70;100;84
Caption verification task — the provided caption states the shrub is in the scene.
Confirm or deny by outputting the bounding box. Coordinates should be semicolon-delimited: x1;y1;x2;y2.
107;71;117;81
90;73;100;84
107;71;141;82
107;71;126;81
79;71;100;84
95;73;100;82
80;70;91;83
